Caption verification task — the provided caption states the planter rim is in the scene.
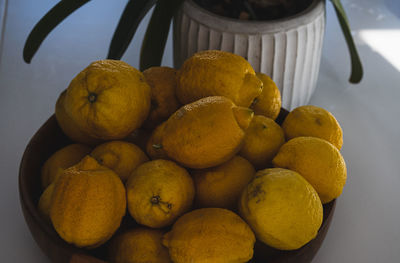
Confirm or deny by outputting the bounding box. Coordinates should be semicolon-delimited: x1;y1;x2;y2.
182;0;325;34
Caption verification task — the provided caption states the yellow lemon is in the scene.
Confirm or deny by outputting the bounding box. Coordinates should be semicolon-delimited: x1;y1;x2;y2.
193;156;255;210
177;50;263;107
109;227;171;263
251;73;281;120
142;66;181;130
50;156;126;248
126;160;195;228
162;208;255;263
161;96;253;169
64;60;151;140
239;115;285;169
41;143;91;189
239;168;323;250
272;137;347;203
91;141;149;182
282;105;343;149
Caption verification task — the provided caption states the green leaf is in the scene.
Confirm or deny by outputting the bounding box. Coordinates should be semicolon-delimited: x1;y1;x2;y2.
139;0;185;70
107;0;156;60
23;0;91;63
330;0;363;83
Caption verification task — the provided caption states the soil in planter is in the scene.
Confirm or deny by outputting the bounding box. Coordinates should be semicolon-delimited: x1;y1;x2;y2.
194;0;313;20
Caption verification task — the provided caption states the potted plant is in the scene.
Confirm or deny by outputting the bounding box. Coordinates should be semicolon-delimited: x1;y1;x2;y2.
23;0;362;109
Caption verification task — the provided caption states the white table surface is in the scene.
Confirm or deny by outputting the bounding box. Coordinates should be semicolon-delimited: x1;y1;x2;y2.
1;0;399;262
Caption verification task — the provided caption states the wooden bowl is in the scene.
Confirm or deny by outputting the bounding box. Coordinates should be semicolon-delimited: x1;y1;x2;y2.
19;109;336;263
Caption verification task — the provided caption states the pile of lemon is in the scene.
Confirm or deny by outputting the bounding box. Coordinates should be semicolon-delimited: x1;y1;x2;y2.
38;50;347;263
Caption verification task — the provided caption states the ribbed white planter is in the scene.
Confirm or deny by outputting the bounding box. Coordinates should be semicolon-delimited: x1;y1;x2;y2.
173;0;326;110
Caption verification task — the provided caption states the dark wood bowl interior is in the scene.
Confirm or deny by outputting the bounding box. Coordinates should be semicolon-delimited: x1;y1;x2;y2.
19;109;336;263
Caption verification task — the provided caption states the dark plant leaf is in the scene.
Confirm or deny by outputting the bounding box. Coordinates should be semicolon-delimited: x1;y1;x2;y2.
107;0;156;60
139;0;185;70
330;0;363;83
23;0;91;63
243;0;258;20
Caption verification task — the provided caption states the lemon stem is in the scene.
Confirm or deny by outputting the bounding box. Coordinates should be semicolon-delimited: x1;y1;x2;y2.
88;92;97;103
152;144;163;149
150;195;172;212
151;195;160;204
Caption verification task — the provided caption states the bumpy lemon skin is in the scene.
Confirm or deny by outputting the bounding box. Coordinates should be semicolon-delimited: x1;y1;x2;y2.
272;136;347;203
282;105;343;149
162;208;256;263
161;96;253;169
177;50;263;107
50;156;126;248
239;168;323;250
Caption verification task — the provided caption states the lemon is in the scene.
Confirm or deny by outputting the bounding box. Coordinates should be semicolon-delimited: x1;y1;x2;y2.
91;141;149;182
126;160;195;228
50;156;126;248
272;137;347;203
177;50;263;107
162;208;255;263
64;60;151;140
239;168;323;250
251;73;281;120
282;105;343;149
161;96;253;169
239;115;285;169
193;156;255;210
